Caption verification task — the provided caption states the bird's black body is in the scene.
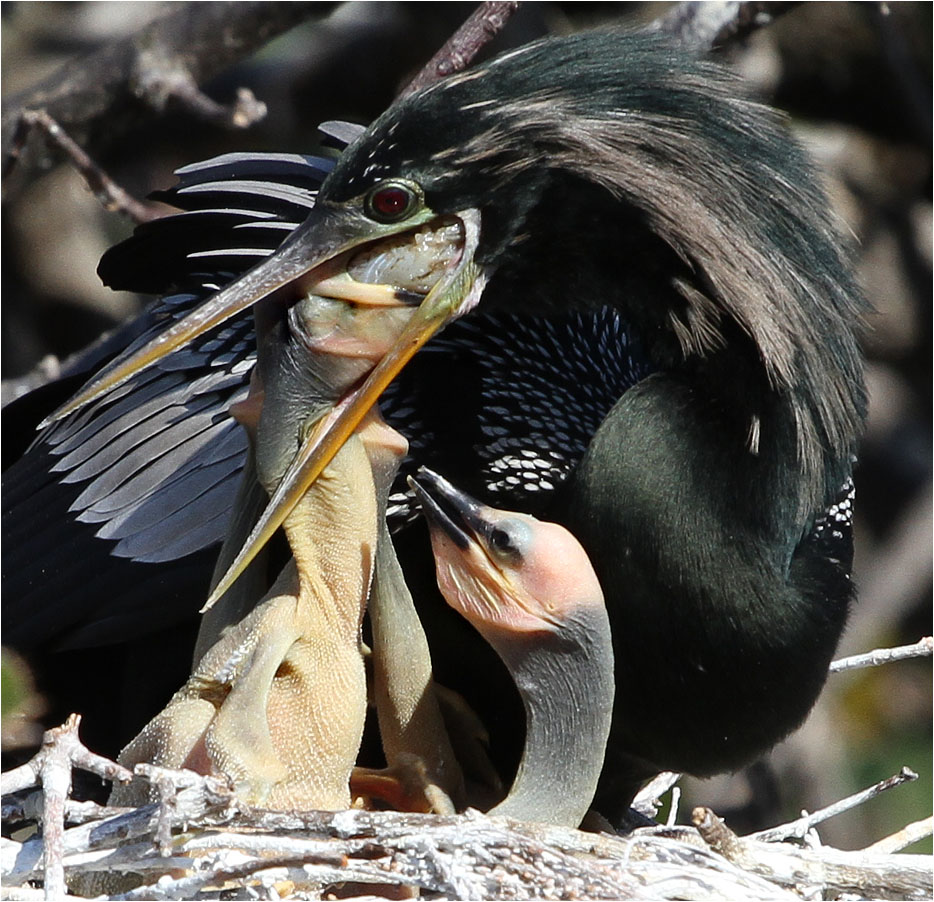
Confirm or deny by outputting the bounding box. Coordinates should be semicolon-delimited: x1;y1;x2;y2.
3;31;865;819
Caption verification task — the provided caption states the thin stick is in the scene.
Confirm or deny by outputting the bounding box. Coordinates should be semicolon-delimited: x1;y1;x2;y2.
693;804;932;899
0;713;133;796
829;636;933;673
750;767;919;842
651;1;800;51
865;815;934;854
15;110;162;224
133;48;267;129
0;715;133;901
400;2;521;98
38;732;70;900
667;787;682;828
2;3;321;172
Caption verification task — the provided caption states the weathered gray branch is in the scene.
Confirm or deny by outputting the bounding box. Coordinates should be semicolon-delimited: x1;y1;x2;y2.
751;767;919;842
2;747;930;900
2;2;325;173
694;805;932;901
830;636;933;673
400;1;522;97
650;1;801;52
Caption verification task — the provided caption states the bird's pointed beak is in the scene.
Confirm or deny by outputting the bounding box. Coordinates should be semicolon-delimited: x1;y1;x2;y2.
198;210;486;610
408;468;540;635
410;468;585;638
408;467;492;551
41;202;447;427
42;183;486;607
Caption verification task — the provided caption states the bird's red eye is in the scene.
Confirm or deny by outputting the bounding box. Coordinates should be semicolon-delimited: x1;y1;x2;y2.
372;187;409;216
365;181;420;222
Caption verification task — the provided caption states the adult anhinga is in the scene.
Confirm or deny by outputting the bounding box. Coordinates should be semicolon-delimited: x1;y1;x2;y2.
3;31;865;821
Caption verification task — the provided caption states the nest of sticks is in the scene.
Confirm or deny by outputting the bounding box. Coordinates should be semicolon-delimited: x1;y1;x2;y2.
2;640;931;902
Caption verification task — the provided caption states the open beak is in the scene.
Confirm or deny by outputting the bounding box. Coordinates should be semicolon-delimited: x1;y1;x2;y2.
200;211;484;609
43;201;479;424
408;468;491;552
44;197;486;610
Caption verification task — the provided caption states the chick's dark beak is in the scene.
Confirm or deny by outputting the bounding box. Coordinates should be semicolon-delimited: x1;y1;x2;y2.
408;468;492;551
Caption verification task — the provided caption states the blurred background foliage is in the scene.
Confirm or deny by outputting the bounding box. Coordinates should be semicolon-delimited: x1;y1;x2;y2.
2;1;930;851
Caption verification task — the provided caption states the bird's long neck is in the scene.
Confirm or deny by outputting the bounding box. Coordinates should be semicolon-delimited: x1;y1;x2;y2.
484;606;614;828
487;169;862;521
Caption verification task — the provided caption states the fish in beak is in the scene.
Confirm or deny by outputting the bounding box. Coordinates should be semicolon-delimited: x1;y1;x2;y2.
45;196;486;607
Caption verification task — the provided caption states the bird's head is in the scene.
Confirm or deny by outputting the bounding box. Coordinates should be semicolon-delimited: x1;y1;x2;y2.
408;468;604;645
49;32;866;602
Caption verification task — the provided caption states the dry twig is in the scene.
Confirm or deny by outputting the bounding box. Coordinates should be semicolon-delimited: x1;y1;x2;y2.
400;1;521;97
693;805;932;900
830;636;933;673
2;748;930;900
0;714;132;900
867;816;934;855
651;1;801;51
752;767;919;842
131;49;266;130
6;111;162;224
1;2;323;171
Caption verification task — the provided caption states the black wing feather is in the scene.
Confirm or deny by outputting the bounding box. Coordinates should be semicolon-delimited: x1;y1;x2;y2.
3;152;337;648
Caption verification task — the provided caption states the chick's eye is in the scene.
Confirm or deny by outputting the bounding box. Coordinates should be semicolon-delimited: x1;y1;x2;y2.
487;519;531;561
490;528;514;553
366;182;419;222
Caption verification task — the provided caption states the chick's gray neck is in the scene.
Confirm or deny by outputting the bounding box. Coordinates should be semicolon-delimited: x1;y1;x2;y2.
488;605;614;828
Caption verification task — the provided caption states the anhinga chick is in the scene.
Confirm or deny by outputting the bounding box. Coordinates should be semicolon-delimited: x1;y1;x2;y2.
109;272;462;812
411;468;614;829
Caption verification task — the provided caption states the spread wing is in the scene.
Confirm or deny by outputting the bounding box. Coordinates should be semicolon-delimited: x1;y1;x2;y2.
3;151;337;648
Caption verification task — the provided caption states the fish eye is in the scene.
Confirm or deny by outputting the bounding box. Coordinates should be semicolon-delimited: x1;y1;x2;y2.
365;180;422;223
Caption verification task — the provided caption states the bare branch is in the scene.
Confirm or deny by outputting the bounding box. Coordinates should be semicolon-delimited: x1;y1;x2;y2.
132;49;267;129
751;767;919;842
2;767;236;886
632;771;682;820
693;805;932;900
0;715;133;900
867;816;934;855
2;2;325;172
0;714;132;796
400;2;522;98
7;111;162;224
649;1;801;52
3;754;929;901
830;636;933;673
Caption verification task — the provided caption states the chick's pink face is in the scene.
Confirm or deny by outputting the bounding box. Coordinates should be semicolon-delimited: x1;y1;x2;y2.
427;511;604;640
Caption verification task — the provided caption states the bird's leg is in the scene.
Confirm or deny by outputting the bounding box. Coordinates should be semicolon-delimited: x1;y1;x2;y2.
355;412;465;813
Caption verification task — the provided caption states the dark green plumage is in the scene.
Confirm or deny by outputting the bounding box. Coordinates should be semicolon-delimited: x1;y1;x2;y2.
312;31;867;815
